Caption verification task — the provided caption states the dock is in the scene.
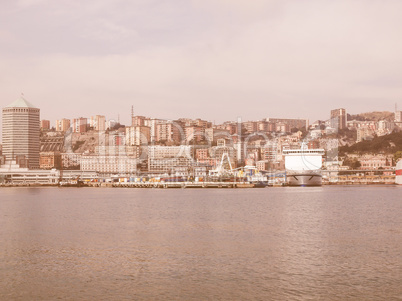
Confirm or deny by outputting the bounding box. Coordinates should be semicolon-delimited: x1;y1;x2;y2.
91;181;265;188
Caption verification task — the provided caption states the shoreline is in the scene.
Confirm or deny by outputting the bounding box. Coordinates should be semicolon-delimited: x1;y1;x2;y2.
0;182;399;188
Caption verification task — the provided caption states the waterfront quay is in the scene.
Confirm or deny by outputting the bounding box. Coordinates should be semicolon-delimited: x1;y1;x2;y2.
0;167;397;187
0;176;397;188
91;181;260;188
0;181;268;188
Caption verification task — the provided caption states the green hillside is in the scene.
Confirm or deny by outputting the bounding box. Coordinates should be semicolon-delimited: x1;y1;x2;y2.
348;111;394;122
340;131;402;154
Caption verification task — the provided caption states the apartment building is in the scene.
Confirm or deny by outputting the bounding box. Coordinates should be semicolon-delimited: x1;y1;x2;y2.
41;120;50;130
90;115;106;131
156;121;181;144
126;126;151;146
56;118;71;132
72;117;88;133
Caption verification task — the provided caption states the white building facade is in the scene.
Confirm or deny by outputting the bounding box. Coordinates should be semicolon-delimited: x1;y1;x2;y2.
81;155;137;174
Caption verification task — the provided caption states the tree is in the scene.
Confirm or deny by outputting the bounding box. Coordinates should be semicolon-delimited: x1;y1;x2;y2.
351;159;361;169
343;156;361;169
394;151;402;163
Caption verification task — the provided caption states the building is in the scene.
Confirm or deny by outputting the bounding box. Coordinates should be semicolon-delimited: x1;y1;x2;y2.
330;108;347;130
145;118;157;142
257;121;269;132
148;157;194;173
0;164;59;184
0;168;97;185
308;140;320;149
148;145;193;159
41;120;50;130
185;126;205;142
275;122;290;133
90;115;106;131
359;154;393;170
132;115;148;127
395;110;402;122
107;119;117;130
262;144;278;162
156;121;181;144
243;121;258;133
218;122;239;135
126;126;151;146
266;118;309;130
356;127;375;143
205;128;231;144
61;152;81;169
81;155;137;174
176;118;210;129
196;148;209;160
56;118;71;132
40;151;62;169
2;96;40;169
72;117;88;133
376;120;394;136
256;160;269;171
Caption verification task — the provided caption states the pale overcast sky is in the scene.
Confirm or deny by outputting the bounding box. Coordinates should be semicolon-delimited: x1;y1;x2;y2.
1;0;402;126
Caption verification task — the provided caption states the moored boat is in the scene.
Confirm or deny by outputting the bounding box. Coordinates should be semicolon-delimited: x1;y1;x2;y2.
396;160;402;185
284;144;325;187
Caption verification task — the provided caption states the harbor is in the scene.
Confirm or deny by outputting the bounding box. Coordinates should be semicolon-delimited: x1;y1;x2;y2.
0;173;397;188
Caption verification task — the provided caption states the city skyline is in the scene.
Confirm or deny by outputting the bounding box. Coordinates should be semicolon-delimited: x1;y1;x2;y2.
0;93;401;144
1;0;402;125
2;95;400;129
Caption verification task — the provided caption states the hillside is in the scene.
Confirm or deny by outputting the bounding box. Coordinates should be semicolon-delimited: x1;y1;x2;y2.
348;111;394;122
340;131;402;154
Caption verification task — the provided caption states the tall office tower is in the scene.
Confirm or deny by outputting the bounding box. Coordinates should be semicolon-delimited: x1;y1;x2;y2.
330;108;347;130
2;96;40;169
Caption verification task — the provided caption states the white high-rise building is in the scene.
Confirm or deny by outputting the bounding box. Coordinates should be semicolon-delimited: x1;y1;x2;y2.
2;96;40;169
395;111;402;122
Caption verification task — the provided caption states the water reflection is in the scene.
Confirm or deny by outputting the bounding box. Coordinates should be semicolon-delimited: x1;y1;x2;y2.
0;187;401;300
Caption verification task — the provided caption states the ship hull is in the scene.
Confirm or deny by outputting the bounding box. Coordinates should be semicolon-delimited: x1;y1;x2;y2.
287;172;322;186
396;161;402;185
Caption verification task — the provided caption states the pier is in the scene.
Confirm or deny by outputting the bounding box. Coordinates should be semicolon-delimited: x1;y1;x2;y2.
92;181;263;188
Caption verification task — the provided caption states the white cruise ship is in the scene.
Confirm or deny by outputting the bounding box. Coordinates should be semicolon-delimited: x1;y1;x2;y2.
283;144;325;186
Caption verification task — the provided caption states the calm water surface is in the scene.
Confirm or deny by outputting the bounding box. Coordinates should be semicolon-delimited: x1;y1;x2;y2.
0;186;401;300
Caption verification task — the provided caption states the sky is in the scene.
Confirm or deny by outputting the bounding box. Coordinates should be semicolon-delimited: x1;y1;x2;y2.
1;0;402;127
